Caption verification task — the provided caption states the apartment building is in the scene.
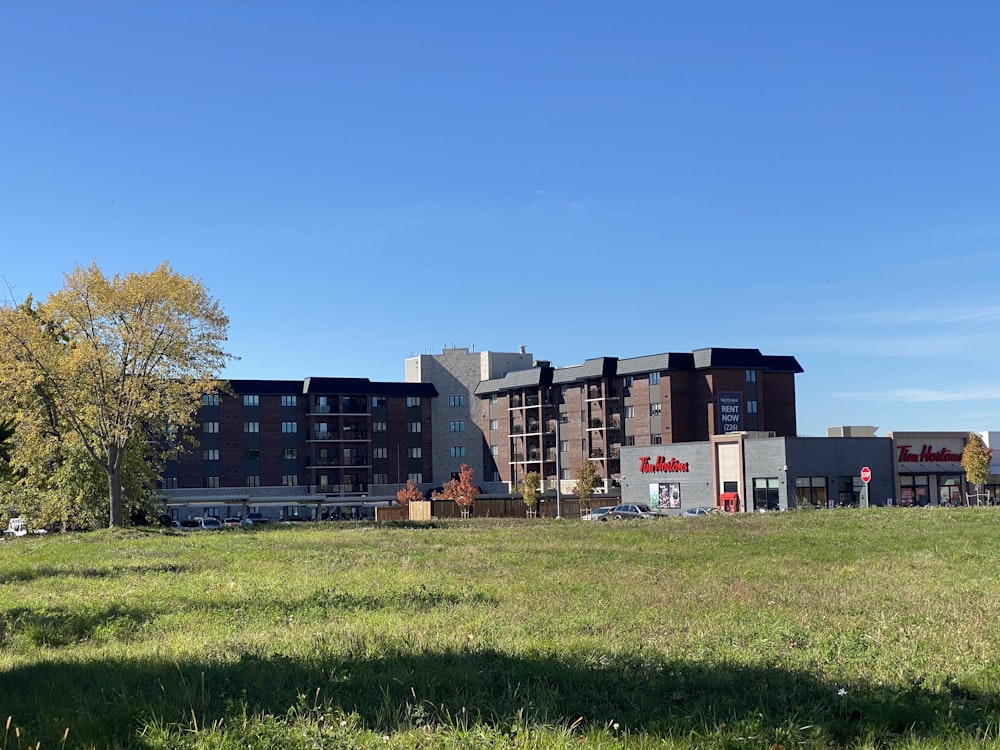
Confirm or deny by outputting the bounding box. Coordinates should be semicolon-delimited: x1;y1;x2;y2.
473;348;802;492
160;377;437;520
405;345;536;485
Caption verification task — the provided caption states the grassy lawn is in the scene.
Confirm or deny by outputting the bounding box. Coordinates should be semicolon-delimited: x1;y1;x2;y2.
2;509;1000;748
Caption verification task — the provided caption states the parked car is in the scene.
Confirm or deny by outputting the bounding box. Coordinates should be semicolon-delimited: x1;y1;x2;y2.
610;503;657;520
4;518;28;537
581;506;615;522
199;517;223;530
223;517;242;527
246;513;271;524
681;507;716;517
177;518;202;530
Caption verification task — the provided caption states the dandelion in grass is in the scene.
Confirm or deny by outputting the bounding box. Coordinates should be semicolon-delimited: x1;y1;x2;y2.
838;688;847;696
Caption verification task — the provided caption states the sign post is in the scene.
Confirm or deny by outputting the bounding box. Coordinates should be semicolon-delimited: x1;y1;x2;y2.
860;466;871;507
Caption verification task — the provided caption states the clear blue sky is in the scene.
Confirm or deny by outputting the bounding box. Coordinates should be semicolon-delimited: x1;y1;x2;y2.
3;2;1000;437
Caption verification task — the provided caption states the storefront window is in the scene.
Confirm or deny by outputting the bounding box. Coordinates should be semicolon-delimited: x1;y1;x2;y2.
795;476;828;508
899;475;930;506
836;476;865;507
939;476;962;506
753;477;779;511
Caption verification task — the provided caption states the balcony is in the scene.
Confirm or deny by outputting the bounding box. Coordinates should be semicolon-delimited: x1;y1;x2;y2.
312;431;337;441
511;425;524;435
589;448;604;458
589;419;604;430
312;404;331;414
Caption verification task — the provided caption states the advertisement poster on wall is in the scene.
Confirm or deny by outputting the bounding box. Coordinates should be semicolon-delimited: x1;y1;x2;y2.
649;482;681;510
718;392;743;433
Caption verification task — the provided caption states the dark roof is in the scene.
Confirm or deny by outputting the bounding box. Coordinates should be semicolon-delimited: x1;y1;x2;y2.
691;348;802;373
224;380;306;395
474;366;551;395
304;377;437;397
617;353;677;376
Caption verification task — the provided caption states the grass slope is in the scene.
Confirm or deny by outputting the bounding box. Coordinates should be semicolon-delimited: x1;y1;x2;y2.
2;509;1000;748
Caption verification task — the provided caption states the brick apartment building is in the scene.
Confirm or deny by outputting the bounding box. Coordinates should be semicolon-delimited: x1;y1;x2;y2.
160;377;436;520
474;348;802;492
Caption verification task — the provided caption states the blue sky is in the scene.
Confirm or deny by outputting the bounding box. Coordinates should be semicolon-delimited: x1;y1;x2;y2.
3;2;1000;437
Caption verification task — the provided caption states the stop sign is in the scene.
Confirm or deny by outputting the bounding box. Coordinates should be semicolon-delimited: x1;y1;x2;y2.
860;466;872;484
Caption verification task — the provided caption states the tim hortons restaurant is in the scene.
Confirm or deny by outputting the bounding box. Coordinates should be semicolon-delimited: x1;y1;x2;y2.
619;432;896;514
618;430;979;513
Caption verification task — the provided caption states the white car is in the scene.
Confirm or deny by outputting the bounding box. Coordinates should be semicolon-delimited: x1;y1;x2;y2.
581;506;615;521
4;518;28;537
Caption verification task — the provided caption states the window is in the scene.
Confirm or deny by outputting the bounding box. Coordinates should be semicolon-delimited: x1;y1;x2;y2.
491;445;499;456
373;421;387;432
407;472;423;483
244;421;259;433
649;372;660;385
246;476;260;487
625;435;635;446
795;477;828;509
753;477;780;511
319;474;329;487
489;419;499;431
408;447;422;459
245;448;260;461
560;440;569;453
622;376;634;388
748;400;758;414
281;421;297;433
205;476;219;488
449;395;466;407
281;475;297;486
203;449;219;461
202;394;220;406
283;448;297;460
315;422;328;438
373;447;388;459
651;434;662;445
449;421;466;432
372;396;386;407
746;369;757;383
281;395;297;407
490;394;499;404
203;421;219;434
408;422;421;433
406;396;421;407
314;396;330;413
625;405;635;418
650;403;661;417
160;477;178;489
243;395;259;407
449;446;466;458
373;473;388;484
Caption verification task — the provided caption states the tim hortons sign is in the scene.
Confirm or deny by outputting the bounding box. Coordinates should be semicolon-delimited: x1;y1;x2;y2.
639;456;690;474
896;445;963;464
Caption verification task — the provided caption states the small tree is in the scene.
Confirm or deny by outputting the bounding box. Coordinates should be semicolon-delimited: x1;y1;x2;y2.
519;471;541;511
962;432;993;505
396;478;423;506
434;464;479;508
574;460;602;510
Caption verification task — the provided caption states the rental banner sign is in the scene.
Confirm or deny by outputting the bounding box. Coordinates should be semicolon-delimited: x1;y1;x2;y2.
718;392;743;433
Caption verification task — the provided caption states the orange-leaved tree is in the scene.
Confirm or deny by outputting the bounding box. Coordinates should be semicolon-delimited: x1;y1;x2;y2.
434;463;479;507
396;478;424;505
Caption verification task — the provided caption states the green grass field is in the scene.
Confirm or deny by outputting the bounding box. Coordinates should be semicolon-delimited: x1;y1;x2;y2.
2;509;1000;749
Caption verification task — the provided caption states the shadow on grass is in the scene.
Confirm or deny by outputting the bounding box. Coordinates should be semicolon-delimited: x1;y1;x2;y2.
0;562;188;585
3;646;999;747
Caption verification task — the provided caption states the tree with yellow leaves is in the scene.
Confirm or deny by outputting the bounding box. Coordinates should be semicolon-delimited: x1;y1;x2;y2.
0;262;232;527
